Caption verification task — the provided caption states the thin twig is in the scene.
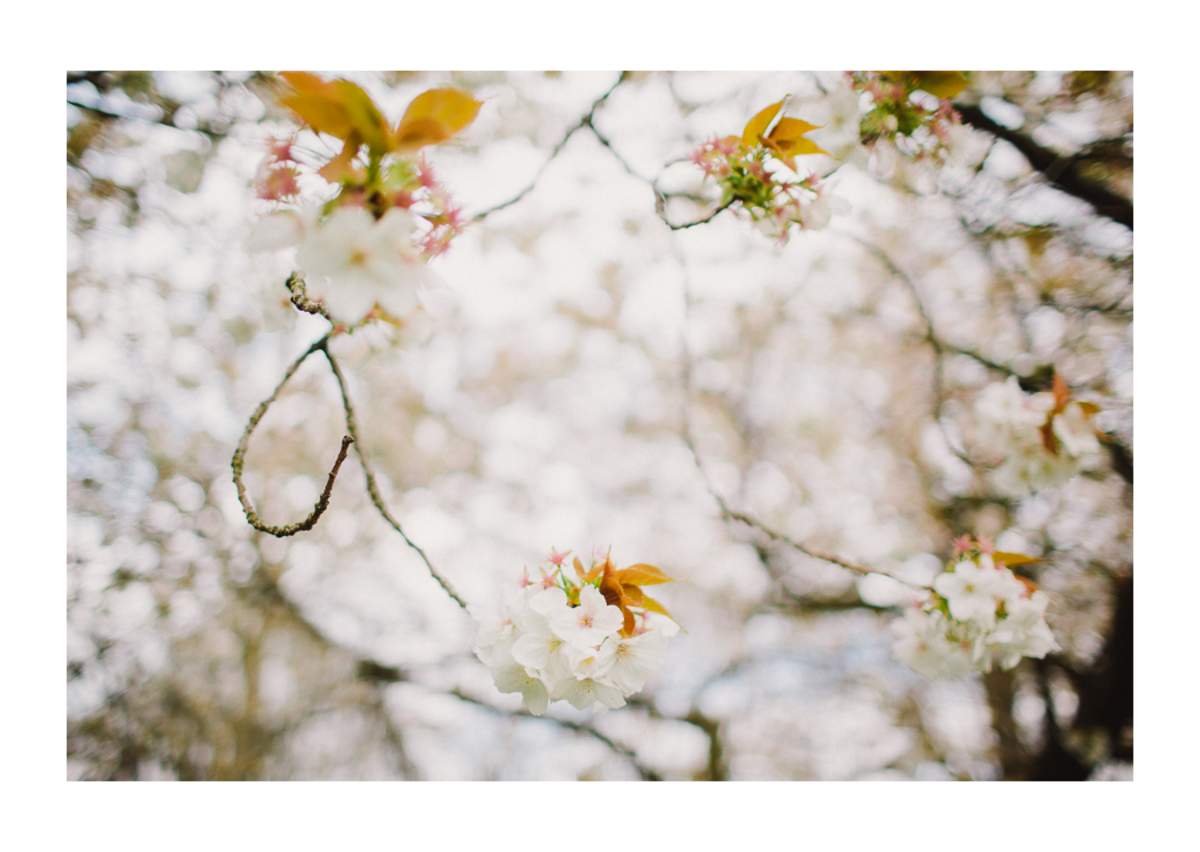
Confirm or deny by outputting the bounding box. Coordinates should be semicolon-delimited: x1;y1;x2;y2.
470;72;630;222
652;155;734;230
231;335;355;537
674;244;927;592
320;345;468;610
656;194;734;230
448;688;662;781
847;233;981;466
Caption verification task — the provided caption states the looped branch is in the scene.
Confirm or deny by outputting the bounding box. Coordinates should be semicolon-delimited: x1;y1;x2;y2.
231;334;354;537
230;305;468;608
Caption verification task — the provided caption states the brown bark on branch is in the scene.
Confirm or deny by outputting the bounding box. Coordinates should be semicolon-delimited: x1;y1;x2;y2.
230;335;354;537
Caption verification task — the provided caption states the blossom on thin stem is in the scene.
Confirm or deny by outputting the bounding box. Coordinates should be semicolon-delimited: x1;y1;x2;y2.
472;548;680;715
892;536;1060;679
973;374;1102;497
689;98;842;243
249;73;481;328
850;71;967;162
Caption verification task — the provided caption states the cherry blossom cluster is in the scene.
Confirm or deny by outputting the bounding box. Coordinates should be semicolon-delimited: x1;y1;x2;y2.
249;73;480;328
973;375;1102;497
892;537;1059;679
850;71;965;161
690;99;837;243
472;550;679;716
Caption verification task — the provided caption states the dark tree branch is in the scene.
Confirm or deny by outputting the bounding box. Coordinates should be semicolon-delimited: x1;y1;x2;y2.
954;103;1132;230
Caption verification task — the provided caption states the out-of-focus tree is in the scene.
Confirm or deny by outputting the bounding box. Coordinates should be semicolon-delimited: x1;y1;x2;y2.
67;70;1131;781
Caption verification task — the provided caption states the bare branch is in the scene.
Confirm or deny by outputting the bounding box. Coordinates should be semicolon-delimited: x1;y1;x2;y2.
231;335;355;537
320;345;469;610
448;688;662;780
675;246;927;593
470;72;630;222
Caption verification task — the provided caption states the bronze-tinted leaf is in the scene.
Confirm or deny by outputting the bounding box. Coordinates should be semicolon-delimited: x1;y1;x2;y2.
615;563;675;586
993;552;1042;568
393;87;482;153
911;71;968;100
333;79;391;156
278;71;355;140
640;594;682;630
317;134;364;183
742;99;784;148
770;117;821;142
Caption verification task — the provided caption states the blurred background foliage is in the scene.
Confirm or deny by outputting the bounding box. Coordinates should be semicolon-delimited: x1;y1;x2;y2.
66;70;1131;780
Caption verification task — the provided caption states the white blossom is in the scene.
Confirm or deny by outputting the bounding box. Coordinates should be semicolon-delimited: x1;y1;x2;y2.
555;677;627;712
246;209;307;252
891;607;976;680
894;549;1060;679
981;591;1060;670
295;206;432;324
549;585;624;649
472;556;678;715
974;377;1101;497
933;555;1025;629
604;629;669;694
492;662;550;717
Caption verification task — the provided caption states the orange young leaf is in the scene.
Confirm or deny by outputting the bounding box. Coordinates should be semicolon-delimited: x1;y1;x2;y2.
621;584;645;606
770;116;822;142
317;134;364;183
1039;420;1059;455
615;563;675;586
278;72;356;140
742;100;785;148
332;79;391;156
619;609;636;638
393;88;482;153
640;593;683;630
742;102;830;168
1052;372;1071;411
993;552;1041;568
910;71;968;100
1014;575;1043;598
